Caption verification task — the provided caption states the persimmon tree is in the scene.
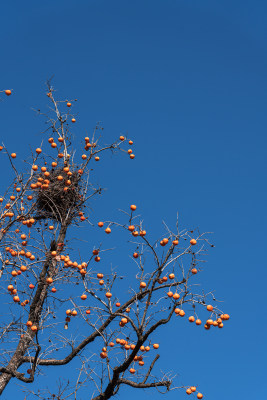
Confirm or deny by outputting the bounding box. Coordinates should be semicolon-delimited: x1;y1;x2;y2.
0;86;229;399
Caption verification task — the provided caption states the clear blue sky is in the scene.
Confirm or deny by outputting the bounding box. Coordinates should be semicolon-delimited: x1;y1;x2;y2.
1;0;267;399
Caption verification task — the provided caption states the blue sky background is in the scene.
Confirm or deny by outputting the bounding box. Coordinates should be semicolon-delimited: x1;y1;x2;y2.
1;0;267;399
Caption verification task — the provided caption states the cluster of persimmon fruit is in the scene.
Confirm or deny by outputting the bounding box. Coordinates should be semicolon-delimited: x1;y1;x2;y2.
0;132;135;229
99;340;159;364
97;339;204;398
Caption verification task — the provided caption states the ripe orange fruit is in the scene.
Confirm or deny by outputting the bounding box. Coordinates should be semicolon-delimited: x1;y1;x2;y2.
186;388;192;395
36;148;42;154
133;252;139;258
172;239;179;245
191;268;198;274
5;89;12;96
11;153;16;158
129;140;133;145
189;316;195;322
46;277;53;284
105;292;112;298
153;343;159;349
95;156;100;161
206;305;213;311
191;387;196;392
81;294;87;300
190;239;197;245
31;325;38;332
67;102;72;107
98;222;104;227
197;393;203;399
105;227;111;234
119;136;125;141
71;118;76;123
130;204;136;211
129;154;135;159
195;319;202;325
173;293;180;300
140;282;146;288
129;368;135;374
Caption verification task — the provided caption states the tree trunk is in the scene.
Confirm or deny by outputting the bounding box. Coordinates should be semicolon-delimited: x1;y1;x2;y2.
0;224;68;394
